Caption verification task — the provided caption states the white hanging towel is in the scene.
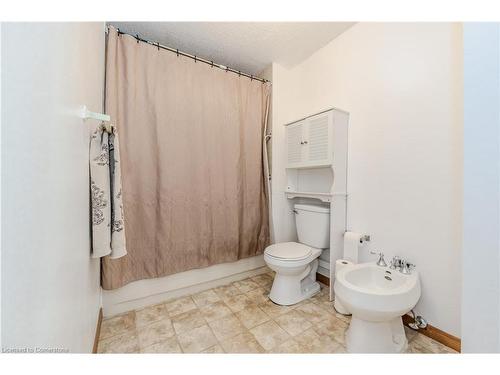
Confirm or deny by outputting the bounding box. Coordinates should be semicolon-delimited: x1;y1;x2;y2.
89;123;127;259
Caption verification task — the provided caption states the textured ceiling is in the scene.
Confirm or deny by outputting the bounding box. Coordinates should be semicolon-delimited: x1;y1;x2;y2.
107;22;354;76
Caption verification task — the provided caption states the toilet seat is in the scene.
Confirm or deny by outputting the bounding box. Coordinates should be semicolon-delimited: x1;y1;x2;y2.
264;242;312;261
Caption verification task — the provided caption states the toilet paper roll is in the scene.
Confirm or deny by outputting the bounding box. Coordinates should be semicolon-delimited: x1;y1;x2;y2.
343;232;361;263
334;259;353;315
335;259;353;275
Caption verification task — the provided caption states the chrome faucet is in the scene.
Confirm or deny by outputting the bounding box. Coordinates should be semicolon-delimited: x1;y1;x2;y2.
370;251;387;267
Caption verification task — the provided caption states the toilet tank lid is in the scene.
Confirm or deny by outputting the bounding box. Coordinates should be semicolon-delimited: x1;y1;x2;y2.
294;203;330;214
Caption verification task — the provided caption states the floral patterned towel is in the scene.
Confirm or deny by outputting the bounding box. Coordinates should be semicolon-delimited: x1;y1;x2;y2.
89;123;127;259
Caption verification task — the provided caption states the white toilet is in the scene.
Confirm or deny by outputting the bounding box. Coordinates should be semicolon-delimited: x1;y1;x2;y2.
264;203;330;305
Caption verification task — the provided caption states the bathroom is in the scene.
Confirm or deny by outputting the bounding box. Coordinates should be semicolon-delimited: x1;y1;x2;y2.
1;1;500;371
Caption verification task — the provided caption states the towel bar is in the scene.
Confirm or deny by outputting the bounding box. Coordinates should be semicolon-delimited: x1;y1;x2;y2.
79;105;111;122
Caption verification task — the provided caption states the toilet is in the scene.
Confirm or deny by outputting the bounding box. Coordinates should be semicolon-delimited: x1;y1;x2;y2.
264;203;330;305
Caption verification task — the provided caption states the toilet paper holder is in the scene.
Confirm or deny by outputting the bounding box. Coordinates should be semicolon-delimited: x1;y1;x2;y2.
360;234;371;243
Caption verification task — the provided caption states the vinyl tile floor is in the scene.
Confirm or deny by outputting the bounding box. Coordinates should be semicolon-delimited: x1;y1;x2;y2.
97;269;457;354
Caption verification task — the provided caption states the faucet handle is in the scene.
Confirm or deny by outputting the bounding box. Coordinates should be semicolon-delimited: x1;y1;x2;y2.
390;256;401;269
400;260;415;274
370;251;387;267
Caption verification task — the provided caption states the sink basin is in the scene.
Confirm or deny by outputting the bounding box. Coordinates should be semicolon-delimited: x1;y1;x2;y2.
334;262;421;353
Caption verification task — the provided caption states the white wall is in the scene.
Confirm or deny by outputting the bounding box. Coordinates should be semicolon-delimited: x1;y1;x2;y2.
1;23;105;352
462;23;500;353
270;23;463;336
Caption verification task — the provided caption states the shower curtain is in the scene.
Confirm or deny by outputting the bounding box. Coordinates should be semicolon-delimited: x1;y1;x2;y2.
102;27;271;290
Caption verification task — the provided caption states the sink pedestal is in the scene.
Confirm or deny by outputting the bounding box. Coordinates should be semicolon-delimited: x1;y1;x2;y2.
346;316;408;353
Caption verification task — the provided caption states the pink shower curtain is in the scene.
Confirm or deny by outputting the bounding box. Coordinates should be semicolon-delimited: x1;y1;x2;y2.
101;28;271;290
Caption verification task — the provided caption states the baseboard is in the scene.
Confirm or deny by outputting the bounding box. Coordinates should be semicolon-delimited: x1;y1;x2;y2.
402;314;461;352
92;308;103;354
316;272;330;286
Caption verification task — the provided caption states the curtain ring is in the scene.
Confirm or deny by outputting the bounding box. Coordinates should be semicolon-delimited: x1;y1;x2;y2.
135;34;140;43
176;49;179;57
156;42;160;51
238;71;241;77
194;56;197;63
210;61;214;68
250;75;253;81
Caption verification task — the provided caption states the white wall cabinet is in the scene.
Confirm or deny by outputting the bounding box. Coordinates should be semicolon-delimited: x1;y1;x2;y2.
286;110;333;168
283;108;349;300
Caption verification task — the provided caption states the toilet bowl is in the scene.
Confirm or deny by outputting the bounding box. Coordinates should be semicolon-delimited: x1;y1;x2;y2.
264;203;330;305
265;242;322;305
334;262;421;353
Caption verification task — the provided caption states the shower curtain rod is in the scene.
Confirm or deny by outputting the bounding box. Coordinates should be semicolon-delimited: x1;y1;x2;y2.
108;26;271;84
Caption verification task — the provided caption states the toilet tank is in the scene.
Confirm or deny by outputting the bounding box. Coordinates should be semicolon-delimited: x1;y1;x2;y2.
294;203;330;249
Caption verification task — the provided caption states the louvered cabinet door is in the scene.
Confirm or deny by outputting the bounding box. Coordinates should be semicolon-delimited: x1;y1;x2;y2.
286;121;305;168
304;111;333;167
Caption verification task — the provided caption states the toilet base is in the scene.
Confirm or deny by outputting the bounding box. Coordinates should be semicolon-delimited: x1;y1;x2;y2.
267;257;321;306
345;316;408;353
269;275;320;306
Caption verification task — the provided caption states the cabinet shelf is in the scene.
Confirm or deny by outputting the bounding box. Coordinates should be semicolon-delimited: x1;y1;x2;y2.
285;190;333;202
285;190;348;203
285;162;332;170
